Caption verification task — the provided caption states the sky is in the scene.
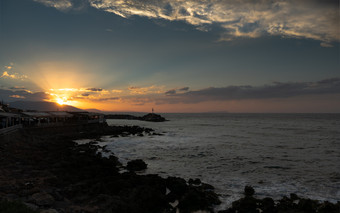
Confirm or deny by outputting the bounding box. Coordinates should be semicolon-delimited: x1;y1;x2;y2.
0;0;339;113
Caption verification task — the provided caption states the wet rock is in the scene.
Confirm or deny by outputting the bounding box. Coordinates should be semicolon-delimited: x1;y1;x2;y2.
31;192;55;206
232;196;259;213
244;185;255;197
126;159;148;171
188;178;201;185
178;188;210;213
277;196;297;211
298;198;318;212
260;197;276;213
317;201;340;213
121;185;170;213
200;183;215;191
166;177;188;198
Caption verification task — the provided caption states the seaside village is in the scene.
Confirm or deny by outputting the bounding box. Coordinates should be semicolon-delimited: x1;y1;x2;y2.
0;102;105;135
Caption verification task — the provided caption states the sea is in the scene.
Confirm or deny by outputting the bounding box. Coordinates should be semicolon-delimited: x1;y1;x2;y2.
77;113;340;210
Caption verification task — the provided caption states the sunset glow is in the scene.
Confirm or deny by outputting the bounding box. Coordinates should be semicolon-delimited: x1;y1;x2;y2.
55;97;67;106
0;0;339;113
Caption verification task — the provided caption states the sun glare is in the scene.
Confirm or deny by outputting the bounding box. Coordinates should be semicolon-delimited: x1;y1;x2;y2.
56;97;67;105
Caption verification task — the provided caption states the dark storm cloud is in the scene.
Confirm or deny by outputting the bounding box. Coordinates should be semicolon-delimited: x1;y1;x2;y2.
162;78;340;104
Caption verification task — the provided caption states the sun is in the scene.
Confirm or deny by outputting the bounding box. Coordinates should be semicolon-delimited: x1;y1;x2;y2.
56;97;67;105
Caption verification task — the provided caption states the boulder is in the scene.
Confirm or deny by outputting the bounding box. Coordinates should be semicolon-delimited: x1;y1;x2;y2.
166;177;188;198
260;197;276;213
31;192;55;206
126;159;148;171
244;185;255;197
188;178;201;185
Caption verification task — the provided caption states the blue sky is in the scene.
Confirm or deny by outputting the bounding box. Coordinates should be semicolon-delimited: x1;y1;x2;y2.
0;0;339;112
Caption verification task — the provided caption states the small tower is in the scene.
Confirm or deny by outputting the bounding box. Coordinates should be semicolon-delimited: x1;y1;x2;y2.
152;108;154;113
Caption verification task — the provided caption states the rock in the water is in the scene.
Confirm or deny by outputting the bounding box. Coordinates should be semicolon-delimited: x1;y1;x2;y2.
260;197;276;213
188;178;201;185
141;113;167;122
166;177;188;198
232;196;259;213
126;159;148;171
244;185;255;197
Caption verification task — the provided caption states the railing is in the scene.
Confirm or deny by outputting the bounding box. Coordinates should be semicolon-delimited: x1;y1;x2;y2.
0;124;23;135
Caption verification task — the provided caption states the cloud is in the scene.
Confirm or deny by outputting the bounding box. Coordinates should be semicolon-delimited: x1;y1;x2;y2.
33;0;339;45
96;97;120;101
9;95;26;99
85;0;339;46
157;78;340;104
0;63;28;80
34;0;73;10
165;87;190;95
0;89;49;102
179;87;189;91
128;85;164;95
165;89;176;95
9;86;26;90
86;87;103;92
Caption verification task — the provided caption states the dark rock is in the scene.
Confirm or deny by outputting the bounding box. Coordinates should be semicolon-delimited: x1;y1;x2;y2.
277;196;297;211
178;188;210;213
232;196;259;213
244;185;255;197
218;210;235;213
105;113;168;122
23;202;39;211
40;209;59;213
188;178;201;185
317;201;340;213
141;113;167;122
298;198;318;212
120;185;171;213
260;197;276;213
290;193;299;201
200;183;215;191
166;177;188;198
126;159;148;171
31;192;55;206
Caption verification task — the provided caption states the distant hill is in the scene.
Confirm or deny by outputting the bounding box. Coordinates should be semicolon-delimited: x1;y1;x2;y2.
9;101;84;112
85;108;103;113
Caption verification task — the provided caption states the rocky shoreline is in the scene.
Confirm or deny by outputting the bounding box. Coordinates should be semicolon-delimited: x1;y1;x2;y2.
105;113;168;122
0;123;339;213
